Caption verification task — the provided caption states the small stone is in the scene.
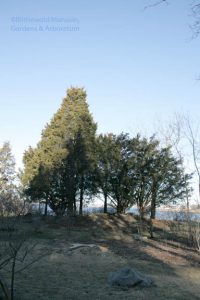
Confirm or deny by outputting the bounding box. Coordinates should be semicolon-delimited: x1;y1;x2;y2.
108;267;153;288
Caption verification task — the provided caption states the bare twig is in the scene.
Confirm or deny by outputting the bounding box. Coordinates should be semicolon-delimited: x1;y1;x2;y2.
143;0;169;11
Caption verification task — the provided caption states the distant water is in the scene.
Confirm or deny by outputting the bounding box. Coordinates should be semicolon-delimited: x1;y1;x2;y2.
31;204;200;221
85;207;200;221
128;208;200;221
155;210;200;221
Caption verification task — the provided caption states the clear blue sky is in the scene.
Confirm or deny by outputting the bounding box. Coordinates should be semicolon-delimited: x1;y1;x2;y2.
0;0;200;168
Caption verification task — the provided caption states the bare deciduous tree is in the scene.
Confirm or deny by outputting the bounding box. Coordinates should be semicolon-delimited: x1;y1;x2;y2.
0;215;49;300
155;114;192;211
183;115;200;206
145;0;200;37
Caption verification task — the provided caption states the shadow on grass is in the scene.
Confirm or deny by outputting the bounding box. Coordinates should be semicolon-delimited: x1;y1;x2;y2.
1;214;200;300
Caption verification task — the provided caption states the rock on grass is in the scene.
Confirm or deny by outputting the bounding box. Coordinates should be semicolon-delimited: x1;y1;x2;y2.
108;267;153;288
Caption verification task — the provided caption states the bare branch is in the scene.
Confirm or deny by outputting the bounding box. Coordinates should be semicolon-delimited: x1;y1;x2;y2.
143;0;169;11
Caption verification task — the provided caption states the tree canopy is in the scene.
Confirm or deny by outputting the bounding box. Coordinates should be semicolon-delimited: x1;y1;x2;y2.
21;87;192;218
22;87;97;216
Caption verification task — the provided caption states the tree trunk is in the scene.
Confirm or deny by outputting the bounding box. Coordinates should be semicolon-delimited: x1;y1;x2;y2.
44;198;48;216
79;186;84;215
139;205;145;220
55;202;66;217
67;200;74;215
79;176;84;215
104;192;108;213
149;218;154;239
67;189;76;215
116;201;125;213
117;207;123;213
150;181;157;220
150;201;156;219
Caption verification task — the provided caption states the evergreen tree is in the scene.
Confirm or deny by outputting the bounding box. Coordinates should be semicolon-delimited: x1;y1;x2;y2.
128;135;192;220
127;135;159;219
22;87;97;215
0;142;20;215
148;145;192;219
96;133;192;216
107;133;135;213
96;134;117;213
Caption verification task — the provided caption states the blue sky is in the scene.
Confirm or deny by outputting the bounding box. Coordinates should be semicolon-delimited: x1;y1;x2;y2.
0;0;200;168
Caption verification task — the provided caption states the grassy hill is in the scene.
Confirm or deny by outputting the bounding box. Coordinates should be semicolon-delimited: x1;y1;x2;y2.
0;213;200;300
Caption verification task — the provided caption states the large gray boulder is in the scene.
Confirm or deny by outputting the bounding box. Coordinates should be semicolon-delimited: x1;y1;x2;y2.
108;267;153;288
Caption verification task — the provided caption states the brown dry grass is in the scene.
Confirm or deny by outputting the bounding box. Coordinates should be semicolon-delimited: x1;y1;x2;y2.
0;214;200;300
